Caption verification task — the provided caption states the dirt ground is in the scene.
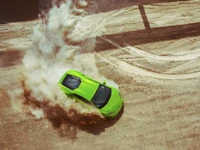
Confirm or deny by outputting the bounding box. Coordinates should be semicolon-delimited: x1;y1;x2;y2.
1;0;200;150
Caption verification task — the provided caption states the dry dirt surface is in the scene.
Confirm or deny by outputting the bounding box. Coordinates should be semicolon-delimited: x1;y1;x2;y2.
1;0;200;150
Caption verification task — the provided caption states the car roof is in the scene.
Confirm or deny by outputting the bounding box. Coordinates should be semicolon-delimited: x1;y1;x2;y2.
67;70;102;84
64;70;101;100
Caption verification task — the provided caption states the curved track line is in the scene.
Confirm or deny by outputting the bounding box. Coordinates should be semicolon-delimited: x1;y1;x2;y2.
82;8;130;38
125;46;200;61
172;48;200;56
97;54;200;79
164;59;200;74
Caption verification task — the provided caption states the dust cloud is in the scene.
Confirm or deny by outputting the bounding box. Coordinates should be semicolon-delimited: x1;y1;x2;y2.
8;0;118;125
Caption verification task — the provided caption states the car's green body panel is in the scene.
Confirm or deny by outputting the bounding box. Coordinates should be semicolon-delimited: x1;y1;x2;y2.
100;87;123;117
58;70;123;118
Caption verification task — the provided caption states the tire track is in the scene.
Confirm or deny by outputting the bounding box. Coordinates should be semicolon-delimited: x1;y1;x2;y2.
97;54;200;79
125;46;200;61
164;59;200;74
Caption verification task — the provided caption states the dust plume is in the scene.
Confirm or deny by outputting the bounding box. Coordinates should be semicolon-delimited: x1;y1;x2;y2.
8;0;119;125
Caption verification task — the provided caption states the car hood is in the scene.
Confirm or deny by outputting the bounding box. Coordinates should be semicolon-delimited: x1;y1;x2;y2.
100;87;123;117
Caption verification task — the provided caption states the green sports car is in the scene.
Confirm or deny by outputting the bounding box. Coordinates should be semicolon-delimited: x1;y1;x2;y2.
58;70;124;118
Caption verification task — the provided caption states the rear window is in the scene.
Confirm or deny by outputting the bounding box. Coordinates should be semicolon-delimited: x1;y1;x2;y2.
91;85;111;108
62;75;81;90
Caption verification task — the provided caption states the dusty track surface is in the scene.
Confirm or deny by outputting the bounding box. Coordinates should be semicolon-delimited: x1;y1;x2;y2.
1;0;200;149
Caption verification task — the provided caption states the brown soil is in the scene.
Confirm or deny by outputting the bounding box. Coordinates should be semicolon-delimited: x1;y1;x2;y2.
0;0;200;150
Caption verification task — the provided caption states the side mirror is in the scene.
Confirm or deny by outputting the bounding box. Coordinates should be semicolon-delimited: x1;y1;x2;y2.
103;80;106;85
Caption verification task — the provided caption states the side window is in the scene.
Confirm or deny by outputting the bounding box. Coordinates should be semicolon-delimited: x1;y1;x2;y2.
62;75;81;90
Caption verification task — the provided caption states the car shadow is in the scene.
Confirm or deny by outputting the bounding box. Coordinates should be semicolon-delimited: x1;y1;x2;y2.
30;98;124;139
78;104;124;135
44;103;124;139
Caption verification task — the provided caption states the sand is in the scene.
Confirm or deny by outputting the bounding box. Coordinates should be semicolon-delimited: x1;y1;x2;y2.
0;0;200;149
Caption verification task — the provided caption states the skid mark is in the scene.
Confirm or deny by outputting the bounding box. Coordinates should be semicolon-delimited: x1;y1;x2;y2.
3;37;32;49
72;9;130;41
97;54;200;79
164;59;200;74
125;46;200;61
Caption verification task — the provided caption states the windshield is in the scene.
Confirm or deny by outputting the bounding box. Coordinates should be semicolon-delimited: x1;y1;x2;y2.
62;75;81;90
91;85;111;108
